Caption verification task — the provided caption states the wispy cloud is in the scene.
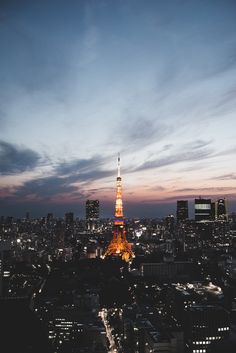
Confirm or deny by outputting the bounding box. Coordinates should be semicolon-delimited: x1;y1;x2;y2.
124;117;169;145
135;140;213;171
114;114;172;155
55;155;113;183
141;192;236;204
56;155;107;176
7;175;88;204
175;186;235;193
215;173;236;180
1;154;114;203
213;146;236;157
0;140;41;175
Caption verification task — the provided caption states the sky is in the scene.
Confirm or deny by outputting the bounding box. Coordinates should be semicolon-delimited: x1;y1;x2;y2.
0;0;236;218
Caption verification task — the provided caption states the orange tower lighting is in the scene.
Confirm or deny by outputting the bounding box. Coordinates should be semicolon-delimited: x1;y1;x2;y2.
104;154;134;262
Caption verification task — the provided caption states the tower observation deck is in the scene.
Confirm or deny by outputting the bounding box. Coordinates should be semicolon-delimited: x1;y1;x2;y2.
104;154;134;262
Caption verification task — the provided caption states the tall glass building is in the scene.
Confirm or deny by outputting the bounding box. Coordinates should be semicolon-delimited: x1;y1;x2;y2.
195;198;212;221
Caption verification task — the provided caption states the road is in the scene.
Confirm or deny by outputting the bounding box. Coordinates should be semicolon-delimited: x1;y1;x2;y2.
100;309;119;353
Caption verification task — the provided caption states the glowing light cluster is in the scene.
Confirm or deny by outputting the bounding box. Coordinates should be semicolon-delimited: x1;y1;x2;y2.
104;155;134;262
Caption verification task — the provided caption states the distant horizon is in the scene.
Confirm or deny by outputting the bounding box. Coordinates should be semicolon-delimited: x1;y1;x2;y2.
1;198;236;219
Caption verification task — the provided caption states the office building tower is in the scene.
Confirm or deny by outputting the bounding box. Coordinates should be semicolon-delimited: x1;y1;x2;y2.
195;198;211;221
46;213;53;223
86;200;99;220
177;200;189;222
86;200;99;231
165;214;175;233
65;212;74;225
184;305;230;353
211;201;217;220
0;240;11;297
217;198;227;220
55;221;65;249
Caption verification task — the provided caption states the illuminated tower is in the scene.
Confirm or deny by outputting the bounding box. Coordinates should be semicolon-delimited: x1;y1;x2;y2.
104;154;134;262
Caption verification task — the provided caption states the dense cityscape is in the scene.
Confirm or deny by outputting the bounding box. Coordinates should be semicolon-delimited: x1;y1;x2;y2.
1;157;236;353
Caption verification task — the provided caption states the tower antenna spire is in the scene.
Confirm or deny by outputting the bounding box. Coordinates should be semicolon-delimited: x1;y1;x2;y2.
117;152;120;177
104;154;134;262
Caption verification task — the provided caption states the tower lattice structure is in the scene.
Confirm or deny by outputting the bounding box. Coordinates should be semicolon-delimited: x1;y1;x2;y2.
104;154;134;262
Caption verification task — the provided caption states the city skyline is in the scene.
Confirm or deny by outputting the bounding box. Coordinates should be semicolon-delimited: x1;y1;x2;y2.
1;0;236;217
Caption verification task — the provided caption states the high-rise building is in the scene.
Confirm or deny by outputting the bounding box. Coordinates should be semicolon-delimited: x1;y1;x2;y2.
86;200;99;220
86;200;99;231
46;213;53;223
195;198;211;221
211;201;217;220
165;214;175;232
0;240;11;297
176;200;189;222
104;154;134;262
184;305;230;353
55;220;65;249
65;212;74;225
217;198;227;220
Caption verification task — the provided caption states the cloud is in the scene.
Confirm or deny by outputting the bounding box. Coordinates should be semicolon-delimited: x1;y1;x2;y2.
55;156;113;182
141;192;236;204
0;140;41;175
215;173;236;180
135;140;213;171
148;185;166;192
1;154;114;203
0;187;13;198
56;155;105;175
175;186;235;193
115;115;172;154
9;175;88;204
214;146;236;157
184;139;212;150
125;118;167;143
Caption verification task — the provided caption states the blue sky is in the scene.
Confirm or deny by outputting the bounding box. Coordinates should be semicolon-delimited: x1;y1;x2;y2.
0;0;236;218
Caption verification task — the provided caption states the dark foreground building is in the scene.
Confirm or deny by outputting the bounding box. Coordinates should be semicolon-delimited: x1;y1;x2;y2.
0;298;52;353
184;305;230;353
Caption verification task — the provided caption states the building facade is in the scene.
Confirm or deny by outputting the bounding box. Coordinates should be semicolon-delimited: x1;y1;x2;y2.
195;199;212;221
86;200;99;231
177;200;189;222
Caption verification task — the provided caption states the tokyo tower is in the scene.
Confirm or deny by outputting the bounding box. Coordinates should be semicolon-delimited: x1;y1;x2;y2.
104;154;134;262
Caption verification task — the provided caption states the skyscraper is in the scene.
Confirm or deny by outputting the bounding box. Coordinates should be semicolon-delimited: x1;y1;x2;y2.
176;200;189;222
86;200;99;220
65;212;74;225
46;213;53;223
195;198;212;221
184;305;230;353
104;154;134;262
211;201;217;220
86;200;99;231
0;240;11;297
55;220;65;250
217;198;227;220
